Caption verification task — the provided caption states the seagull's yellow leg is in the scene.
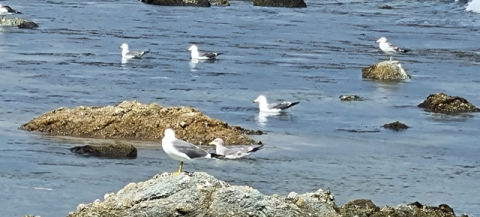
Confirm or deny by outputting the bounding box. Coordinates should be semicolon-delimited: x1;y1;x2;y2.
173;161;183;175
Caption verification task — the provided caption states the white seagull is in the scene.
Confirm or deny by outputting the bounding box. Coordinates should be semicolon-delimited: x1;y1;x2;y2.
209;138;264;159
375;37;410;61
162;128;222;175
253;95;300;113
0;4;22;22
187;44;222;60
119;43;150;59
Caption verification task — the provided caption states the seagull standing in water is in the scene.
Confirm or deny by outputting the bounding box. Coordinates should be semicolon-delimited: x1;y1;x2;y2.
187;44;222;60
209;138;264;159
119;43;150;59
253;95;300;113
0;4;22;22
162;128;222;175
375;37;410;61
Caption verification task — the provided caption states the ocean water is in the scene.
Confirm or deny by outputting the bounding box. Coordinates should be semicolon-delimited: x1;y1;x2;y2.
0;0;479;216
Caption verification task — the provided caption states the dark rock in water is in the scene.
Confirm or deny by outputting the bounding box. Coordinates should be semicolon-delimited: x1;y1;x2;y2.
210;0;230;6
253;0;307;8
339;95;363;102
19;101;261;145
141;0;211;7
418;93;480;114
339;199;458;217
382;121;409;131
18;21;39;29
380;5;393;9
70;142;137;159
0;17;39;29
66;172;337;217
362;61;410;80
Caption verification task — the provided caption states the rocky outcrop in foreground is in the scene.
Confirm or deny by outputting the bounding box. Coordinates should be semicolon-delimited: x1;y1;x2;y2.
141;0;211;7
418;93;480;114
253;0;307;8
67;172;468;217
70;141;137;159
20;101;261;145
362;61;411;80
0;17;39;29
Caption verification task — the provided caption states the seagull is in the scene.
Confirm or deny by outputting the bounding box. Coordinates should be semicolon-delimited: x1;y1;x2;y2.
375;37;410;61
209;138;264;159
119;43;150;59
253;95;300;113
187;44;222;60
161;128;222;175
0;5;22;22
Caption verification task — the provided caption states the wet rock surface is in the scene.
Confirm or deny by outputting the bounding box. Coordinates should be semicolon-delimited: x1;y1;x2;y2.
67;173;468;217
338;199;461;217
362;61;411;80
20;101;261;145
141;0;211;7
209;0;230;6
418;93;480;114
382;121;409;131
253;0;307;8
0;17;39;29
70;141;137;159
339;95;363;102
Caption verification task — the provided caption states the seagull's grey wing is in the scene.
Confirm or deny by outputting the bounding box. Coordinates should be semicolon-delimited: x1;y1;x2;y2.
172;139;209;159
223;147;248;156
268;101;300;110
126;50;150;58
199;52;222;59
246;144;264;153
385;42;409;53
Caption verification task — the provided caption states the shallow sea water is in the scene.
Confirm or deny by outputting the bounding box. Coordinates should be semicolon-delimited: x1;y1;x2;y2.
0;0;479;216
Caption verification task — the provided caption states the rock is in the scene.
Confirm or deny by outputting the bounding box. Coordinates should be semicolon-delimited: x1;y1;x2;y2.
66;173;468;217
66;172;338;217
70;141;137;159
339;95;363;102
380;5;393;9
0;17;39;29
209;0;230;6
141;0;211;7
362;61;411;80
253;0;307;8
20;101;261;145
418;93;480;114
338;199;458;217
382;121;409;131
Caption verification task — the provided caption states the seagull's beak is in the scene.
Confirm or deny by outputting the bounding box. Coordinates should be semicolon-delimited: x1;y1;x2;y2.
253;99;257;103
209;142;215;145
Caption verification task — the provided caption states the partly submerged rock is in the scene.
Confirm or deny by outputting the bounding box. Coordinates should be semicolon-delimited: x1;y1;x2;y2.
0;17;39;29
253;0;307;8
20;101;262;145
418;93;480;114
67;172;338;217
382;121;409;131
362;61;410;80
70;141;137;159
338;199;458;217
339;95;363;102
141;0;211;7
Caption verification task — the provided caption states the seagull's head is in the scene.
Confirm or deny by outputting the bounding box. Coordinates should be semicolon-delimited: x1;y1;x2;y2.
163;128;176;139
209;138;224;146
376;37;387;44
187;45;198;52
253;95;267;104
119;43;129;51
